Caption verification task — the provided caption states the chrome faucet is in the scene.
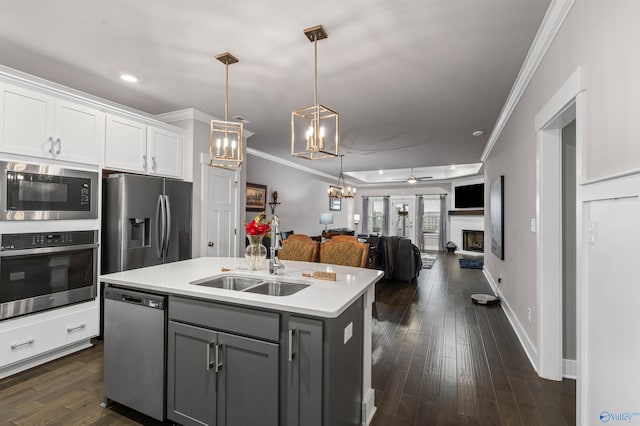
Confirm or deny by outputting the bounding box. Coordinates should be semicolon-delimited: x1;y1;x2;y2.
269;215;285;275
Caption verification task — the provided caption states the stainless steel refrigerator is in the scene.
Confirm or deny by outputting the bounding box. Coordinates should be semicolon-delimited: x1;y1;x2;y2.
102;173;192;273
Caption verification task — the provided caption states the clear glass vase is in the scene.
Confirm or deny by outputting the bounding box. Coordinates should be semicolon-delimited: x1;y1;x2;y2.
245;235;268;271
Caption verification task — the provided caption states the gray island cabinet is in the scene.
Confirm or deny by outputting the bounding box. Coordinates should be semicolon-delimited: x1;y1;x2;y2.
166;294;363;426
99;257;382;426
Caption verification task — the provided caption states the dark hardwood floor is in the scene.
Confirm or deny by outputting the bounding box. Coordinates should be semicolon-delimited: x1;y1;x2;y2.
0;252;575;425
370;252;575;426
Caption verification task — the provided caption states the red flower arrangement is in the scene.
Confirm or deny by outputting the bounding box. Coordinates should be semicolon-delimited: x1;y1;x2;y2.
244;211;271;236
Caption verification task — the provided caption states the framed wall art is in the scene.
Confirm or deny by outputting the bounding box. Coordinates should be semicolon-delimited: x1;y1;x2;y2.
490;175;504;260
246;183;267;212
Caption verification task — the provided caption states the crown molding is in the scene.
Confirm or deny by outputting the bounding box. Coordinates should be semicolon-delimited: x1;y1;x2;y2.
246;147;337;181
155;108;255;138
481;0;576;161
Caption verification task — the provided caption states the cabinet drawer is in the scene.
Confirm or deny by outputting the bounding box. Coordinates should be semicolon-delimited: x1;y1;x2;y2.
169;296;280;341
0;304;99;367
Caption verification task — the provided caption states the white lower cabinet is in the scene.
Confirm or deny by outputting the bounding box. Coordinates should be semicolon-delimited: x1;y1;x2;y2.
0;301;99;375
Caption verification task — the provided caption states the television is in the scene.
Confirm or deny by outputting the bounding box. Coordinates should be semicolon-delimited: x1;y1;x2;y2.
454;183;484;209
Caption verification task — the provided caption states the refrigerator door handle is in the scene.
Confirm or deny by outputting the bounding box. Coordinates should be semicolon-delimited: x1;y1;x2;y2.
156;195;166;259
164;195;172;257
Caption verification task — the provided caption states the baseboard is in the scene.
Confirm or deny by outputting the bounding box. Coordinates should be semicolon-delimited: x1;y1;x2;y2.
361;388;377;426
457;250;484;257
483;268;538;373
563;358;577;379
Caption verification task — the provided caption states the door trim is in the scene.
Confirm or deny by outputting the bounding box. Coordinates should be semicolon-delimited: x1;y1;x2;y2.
534;66;585;421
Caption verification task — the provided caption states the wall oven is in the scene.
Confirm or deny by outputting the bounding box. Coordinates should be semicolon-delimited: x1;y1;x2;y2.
0;160;98;221
0;230;98;321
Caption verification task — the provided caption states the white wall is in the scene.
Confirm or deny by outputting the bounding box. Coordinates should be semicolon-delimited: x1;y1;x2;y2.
245;154;353;236
483;0;640;422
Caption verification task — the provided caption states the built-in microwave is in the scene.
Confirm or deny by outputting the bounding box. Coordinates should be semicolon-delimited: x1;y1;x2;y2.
0;161;98;220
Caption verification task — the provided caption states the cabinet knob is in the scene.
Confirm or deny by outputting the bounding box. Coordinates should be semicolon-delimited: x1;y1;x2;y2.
208;242;214;247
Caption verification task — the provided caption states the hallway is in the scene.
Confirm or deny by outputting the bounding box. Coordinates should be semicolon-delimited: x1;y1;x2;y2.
371;253;576;425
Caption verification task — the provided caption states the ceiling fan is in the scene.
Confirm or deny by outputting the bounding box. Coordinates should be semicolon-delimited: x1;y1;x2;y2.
404;168;433;183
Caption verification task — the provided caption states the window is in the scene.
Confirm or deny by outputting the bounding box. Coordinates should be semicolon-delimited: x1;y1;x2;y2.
367;198;385;234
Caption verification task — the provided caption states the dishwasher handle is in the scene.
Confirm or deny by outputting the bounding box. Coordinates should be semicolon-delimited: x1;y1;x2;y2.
104;287;166;310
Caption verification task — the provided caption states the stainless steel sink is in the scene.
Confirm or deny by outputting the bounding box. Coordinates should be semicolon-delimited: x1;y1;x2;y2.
191;275;309;296
243;281;310;296
193;276;263;291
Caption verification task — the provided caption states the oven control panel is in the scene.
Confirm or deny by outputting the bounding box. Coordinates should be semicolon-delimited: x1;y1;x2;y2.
1;230;97;250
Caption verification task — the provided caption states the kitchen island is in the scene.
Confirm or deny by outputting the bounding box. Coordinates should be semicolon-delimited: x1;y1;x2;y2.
100;257;383;426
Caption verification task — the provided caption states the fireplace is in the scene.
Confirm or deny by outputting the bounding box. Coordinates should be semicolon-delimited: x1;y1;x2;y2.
463;230;484;253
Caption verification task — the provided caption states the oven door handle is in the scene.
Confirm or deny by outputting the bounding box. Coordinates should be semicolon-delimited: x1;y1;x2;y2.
0;242;99;257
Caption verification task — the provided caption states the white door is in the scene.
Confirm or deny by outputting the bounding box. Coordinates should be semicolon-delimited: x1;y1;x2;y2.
203;164;238;257
390;197;414;240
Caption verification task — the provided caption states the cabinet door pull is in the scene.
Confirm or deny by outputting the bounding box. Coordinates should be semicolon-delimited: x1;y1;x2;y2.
143;154;148;170
215;343;223;372
152;156;157;172
206;342;212;371
55;137;62;155
10;338;35;350
288;329;296;361
48;136;54;154
66;323;86;333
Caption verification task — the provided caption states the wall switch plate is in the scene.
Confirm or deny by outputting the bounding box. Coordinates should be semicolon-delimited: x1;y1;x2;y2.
530;218;536;232
344;322;353;344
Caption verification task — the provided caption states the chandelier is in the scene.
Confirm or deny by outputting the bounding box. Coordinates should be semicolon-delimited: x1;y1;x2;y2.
291;25;339;160
209;52;243;169
328;155;356;199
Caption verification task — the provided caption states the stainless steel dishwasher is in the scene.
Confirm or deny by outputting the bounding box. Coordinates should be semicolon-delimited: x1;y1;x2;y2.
103;286;166;421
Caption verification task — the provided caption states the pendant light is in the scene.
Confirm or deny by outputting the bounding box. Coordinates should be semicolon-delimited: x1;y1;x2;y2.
210;52;243;169
328;155;356;199
291;25;339;160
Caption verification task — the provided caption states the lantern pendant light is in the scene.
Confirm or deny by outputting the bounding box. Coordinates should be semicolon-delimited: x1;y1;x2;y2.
210;52;243;169
291;25;339;160
328;155;356;199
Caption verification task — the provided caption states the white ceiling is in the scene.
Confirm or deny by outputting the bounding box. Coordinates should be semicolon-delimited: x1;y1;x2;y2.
0;0;550;183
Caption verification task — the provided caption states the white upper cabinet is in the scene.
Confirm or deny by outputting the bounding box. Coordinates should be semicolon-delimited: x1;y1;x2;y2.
0;83;104;165
148;126;183;178
105;114;184;178
105;114;148;173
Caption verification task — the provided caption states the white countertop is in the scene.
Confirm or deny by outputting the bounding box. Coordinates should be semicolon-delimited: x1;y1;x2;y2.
99;257;384;318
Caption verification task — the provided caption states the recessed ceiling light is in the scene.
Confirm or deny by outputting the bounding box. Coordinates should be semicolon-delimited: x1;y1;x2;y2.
378;169;384;175
472;130;484;137
120;74;138;83
232;115;251;124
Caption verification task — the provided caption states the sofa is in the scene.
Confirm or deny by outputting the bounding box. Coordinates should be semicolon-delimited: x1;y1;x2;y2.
372;236;422;282
321;228;355;239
